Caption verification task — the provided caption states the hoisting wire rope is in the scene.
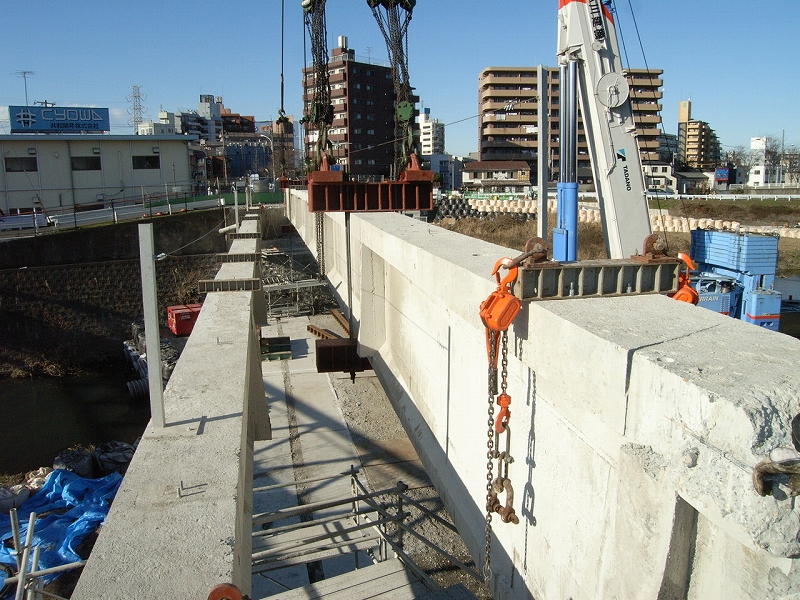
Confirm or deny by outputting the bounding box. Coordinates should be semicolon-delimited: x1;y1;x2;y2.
345;113;480;158
368;1;416;177
610;0;673;248
276;0;289;178
301;1;331;279
303;0;333;171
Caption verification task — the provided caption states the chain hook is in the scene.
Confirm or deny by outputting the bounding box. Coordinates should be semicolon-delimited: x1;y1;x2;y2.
494;392;511;433
491;257;518;292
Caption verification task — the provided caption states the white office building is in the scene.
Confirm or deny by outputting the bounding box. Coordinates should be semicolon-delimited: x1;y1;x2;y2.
419;109;445;155
1;134;196;213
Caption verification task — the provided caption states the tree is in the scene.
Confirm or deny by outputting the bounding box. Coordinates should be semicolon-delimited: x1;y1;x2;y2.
726;145;754;168
784;145;800;185
763;136;782;183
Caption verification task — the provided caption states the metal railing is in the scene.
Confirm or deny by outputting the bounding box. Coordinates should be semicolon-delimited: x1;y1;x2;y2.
250;467;484;593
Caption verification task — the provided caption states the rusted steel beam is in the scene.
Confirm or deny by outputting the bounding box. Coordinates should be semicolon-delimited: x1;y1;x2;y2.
315;338;371;374
308;179;434;212
307;324;341;340
307;155;433;213
330;309;350;335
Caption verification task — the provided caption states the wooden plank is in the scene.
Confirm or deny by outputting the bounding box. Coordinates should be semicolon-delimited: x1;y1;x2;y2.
274;558;404;599
252;538;380;573
268;558;425;600
417;584;478;599
253;520;380;559
344;571;424;600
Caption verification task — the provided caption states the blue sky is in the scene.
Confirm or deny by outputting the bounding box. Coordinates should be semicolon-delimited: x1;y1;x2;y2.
1;0;798;157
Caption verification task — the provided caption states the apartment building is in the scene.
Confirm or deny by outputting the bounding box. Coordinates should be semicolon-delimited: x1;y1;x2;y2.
478;65;664;183
677;100;722;170
303;36;418;179
626;68;662;163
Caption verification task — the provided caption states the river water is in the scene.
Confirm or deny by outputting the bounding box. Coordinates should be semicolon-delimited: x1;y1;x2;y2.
0;373;151;475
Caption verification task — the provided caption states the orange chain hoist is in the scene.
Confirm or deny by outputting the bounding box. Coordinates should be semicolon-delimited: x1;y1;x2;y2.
478;257;523;581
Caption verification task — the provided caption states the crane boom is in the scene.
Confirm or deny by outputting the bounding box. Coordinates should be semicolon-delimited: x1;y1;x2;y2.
557;0;651;259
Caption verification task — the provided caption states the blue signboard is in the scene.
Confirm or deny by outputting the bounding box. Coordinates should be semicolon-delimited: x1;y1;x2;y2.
9;106;110;133
715;167;729;182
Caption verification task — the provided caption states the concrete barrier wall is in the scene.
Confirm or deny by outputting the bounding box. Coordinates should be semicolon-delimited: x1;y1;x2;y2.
288;189;800;599
72;216;270;599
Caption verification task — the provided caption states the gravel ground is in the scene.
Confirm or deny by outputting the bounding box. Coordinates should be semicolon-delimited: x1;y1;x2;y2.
312;313;492;599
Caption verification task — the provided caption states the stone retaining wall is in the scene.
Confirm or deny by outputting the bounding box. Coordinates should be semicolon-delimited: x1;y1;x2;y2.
0;213;225;377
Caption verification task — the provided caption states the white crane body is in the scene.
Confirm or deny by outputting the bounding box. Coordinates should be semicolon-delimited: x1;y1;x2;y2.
557;0;652;259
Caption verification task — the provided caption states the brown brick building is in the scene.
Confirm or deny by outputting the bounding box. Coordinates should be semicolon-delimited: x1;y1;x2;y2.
303;36;418;180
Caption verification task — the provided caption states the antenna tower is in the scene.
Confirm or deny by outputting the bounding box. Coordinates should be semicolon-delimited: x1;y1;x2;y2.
127;85;148;132
16;70;35;106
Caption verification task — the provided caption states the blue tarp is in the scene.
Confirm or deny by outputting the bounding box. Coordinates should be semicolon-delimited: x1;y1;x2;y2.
0;469;121;593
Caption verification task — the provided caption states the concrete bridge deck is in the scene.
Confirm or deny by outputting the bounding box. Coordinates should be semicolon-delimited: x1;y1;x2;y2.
71;195;800;599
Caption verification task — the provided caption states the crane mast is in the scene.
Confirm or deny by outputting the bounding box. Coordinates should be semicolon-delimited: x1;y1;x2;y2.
556;0;652;259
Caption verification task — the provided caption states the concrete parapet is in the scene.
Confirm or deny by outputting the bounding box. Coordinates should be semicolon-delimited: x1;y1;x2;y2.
72;220;270;599
288;189;800;599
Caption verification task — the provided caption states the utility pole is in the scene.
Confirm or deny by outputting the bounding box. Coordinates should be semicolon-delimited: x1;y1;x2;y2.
16;70;35;106
33;100;56;107
781;130;786;185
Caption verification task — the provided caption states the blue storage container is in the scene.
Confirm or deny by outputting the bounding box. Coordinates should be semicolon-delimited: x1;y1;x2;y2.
691;229;778;275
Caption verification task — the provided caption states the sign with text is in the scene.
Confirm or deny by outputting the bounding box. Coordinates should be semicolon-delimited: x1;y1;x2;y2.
9;106;110;133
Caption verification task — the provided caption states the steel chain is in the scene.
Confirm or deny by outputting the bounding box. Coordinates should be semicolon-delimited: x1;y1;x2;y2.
484;329;498;583
501;330;509;395
315;212;325;278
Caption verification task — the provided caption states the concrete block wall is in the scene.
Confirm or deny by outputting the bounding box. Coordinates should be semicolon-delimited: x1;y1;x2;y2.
72;216;270;599
0;255;219;375
288;189;800;600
